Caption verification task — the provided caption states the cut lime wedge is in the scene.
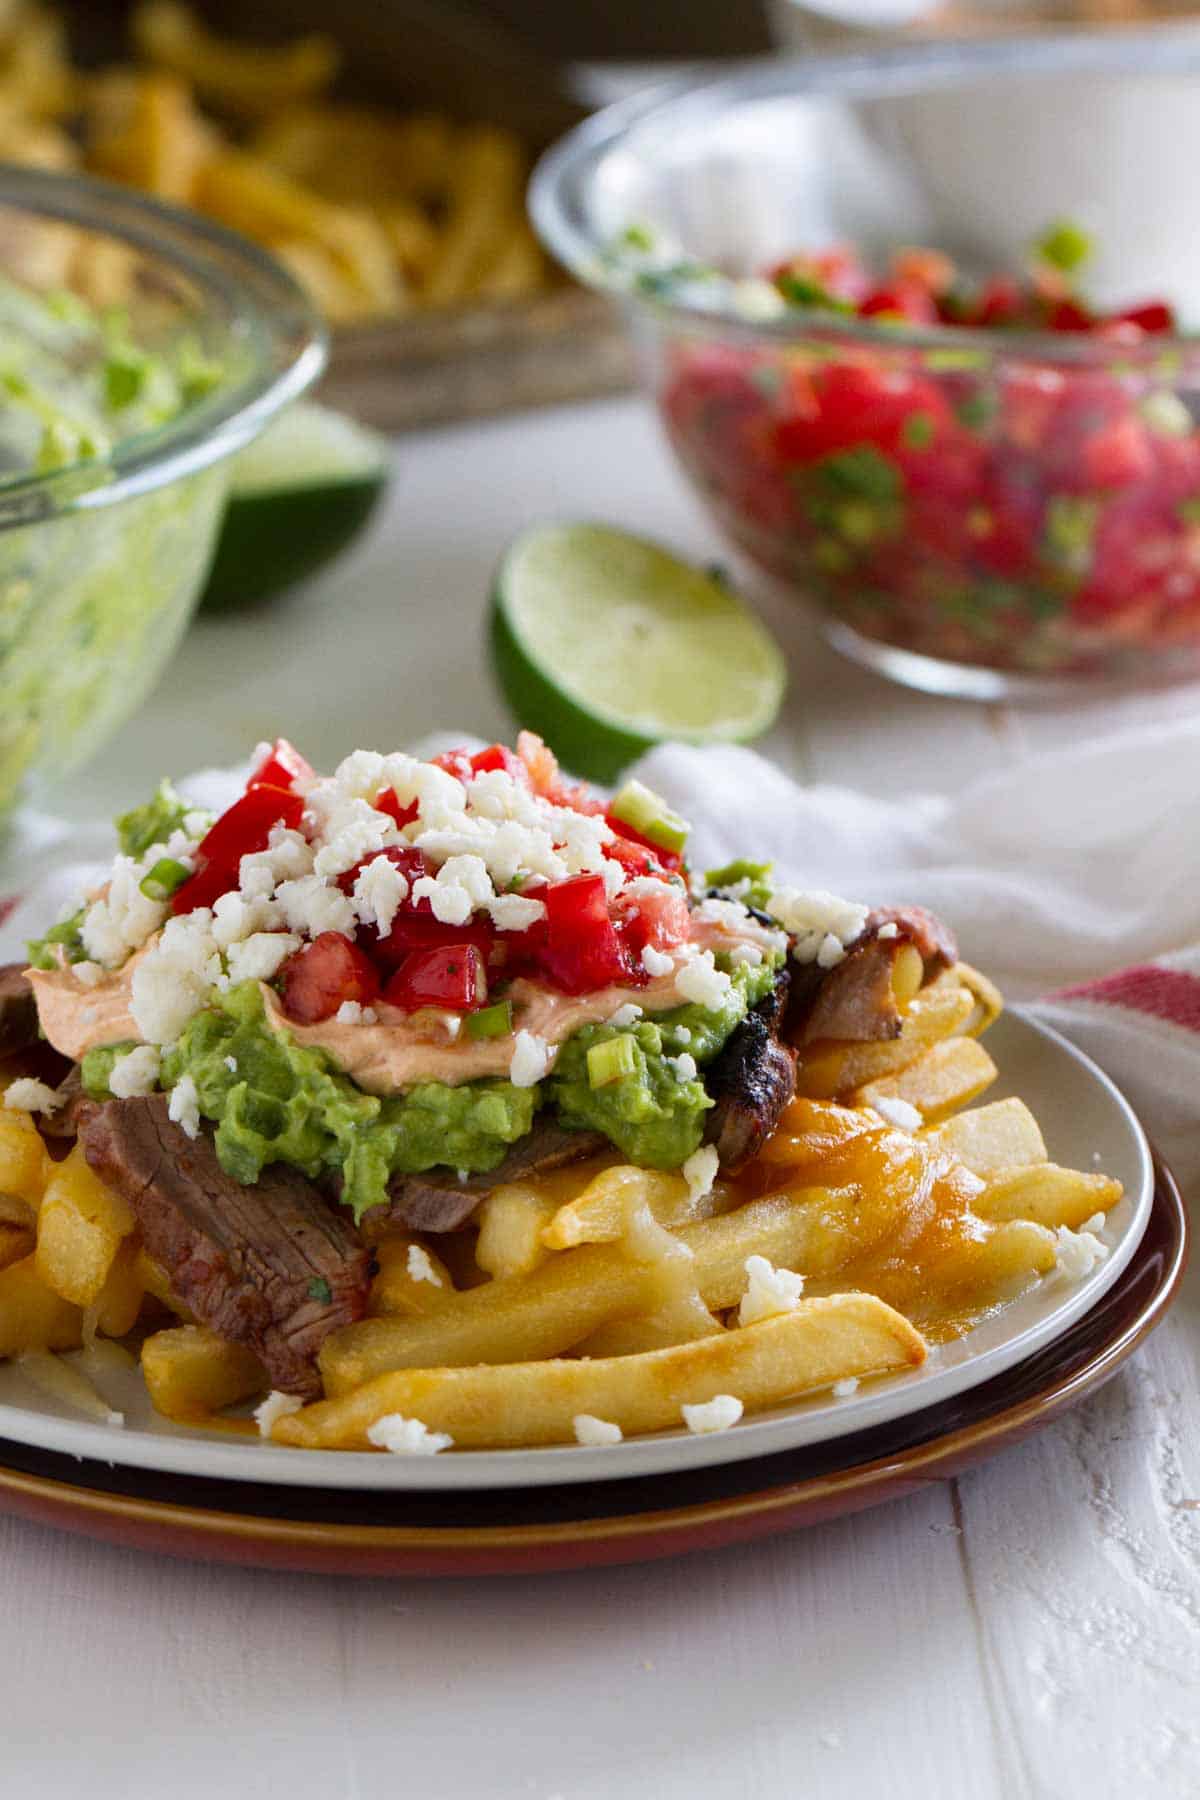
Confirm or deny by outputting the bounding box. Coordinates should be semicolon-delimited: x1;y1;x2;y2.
490;523;787;783
200;401;390;611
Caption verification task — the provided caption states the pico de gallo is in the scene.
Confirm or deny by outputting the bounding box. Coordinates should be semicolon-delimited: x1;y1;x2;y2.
657;226;1200;676
23;733;866;1221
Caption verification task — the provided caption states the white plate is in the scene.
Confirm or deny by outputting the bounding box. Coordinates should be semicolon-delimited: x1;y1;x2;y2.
0;1009;1153;1491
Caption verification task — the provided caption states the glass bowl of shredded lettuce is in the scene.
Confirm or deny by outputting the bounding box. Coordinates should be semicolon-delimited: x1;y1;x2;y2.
0;167;325;821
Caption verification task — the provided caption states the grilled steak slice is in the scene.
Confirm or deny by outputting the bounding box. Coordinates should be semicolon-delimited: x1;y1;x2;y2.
0;963;38;1056
82;1097;370;1398
704;979;797;1172
788;905;959;1046
367;1117;607;1236
38;1067;99;1140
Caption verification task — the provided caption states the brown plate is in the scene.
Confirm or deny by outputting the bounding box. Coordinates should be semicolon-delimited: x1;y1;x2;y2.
0;1152;1185;1578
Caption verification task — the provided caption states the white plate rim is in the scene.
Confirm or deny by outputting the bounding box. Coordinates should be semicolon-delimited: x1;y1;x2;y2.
0;1008;1155;1492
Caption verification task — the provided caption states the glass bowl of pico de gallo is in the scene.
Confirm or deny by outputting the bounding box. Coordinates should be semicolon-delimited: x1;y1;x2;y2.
531;40;1200;696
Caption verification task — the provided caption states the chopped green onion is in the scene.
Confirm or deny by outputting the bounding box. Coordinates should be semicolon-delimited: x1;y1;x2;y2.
609;780;690;856
139;857;191;902
586;1035;639;1088
1034;219;1093;275
464;1000;514;1041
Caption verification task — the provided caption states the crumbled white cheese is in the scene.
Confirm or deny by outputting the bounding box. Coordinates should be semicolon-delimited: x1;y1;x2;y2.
769;888;869;966
640;944;675;979
876;922;899;940
312;797;395;880
366;1413;454;1455
1081;1211;1108;1236
682;1394;743;1435
352;855;408;936
728;943;764;969
336;1000;364;1025
107;1045;161;1099
238;828;314;901
681;1144;719;1207
167;1073;201;1140
211;890;281;950
608;1003;643;1029
412;853;494;926
223;1055;238;1074
872;1095;923;1132
130;909;220;1044
3;1077;58;1115
674;949;732;1011
73;961;105;989
573;1414;623;1447
80;854;168;969
673;1026;691;1046
832;1377;860;1398
738;1254;805;1326
672;1052;699;1083
486;893;547;932
273;873;356;940
225;931;300;984
510;1029;552;1088
406;1244;443;1287
255;1390;304;1437
1052;1223;1110;1285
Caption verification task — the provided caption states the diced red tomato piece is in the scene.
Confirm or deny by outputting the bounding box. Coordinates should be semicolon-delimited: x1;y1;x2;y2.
430;748;475;784
250;738;313;793
1047;299;1094;333
373;787;418;829
971;276;1023;328
602;814;684;876
383;944;487;1013
278;931;380;1024
612;880;691;956
173;783;304;915
858;282;938;324
1116;301;1175;334
374;910;496;969
469;744;531;784
534;873;634;995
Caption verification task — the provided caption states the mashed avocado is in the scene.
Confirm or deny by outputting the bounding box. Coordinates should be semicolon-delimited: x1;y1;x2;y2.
83;956;781;1219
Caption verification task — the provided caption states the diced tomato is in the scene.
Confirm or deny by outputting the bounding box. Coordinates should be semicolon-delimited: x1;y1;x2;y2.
1116;301;1175;334
602;814;684;876
971;276;1022;328
515;729;602;815
374;910;496;969
374;787;418;829
173;783;304;915
858;282;938;324
250;738;313;793
534;873;634;995
383;944;487;1013
612;880;691;956
469;743;531;784
430;748;475;784
278;931;380;1024
1046;299;1094;333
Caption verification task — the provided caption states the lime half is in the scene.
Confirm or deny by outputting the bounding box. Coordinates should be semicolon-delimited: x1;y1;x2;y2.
490;523;787;783
200;401;390;611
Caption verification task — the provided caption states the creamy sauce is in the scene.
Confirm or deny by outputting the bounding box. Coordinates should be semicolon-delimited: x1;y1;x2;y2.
27;911;780;1093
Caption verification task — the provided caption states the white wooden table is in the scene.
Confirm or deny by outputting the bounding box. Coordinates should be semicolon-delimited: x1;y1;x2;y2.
4;397;1198;1800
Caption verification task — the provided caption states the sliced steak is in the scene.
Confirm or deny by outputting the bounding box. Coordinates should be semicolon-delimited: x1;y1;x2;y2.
38;1066;99;1140
0;963;38;1056
703;976;797;1172
366;1117;607;1236
82;1096;370;1398
787;904;959;1046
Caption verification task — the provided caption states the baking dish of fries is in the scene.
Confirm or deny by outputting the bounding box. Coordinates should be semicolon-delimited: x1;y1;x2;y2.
0;733;1153;1488
0;0;631;424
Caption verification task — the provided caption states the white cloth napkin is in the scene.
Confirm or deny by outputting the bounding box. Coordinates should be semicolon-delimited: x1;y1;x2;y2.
2;725;1196;1181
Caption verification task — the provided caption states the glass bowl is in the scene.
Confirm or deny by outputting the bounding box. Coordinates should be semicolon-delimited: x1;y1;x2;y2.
0;166;325;818
531;38;1200;697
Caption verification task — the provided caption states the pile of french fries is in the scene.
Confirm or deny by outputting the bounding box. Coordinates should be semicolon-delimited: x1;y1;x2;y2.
0;960;1125;1453
0;0;550;321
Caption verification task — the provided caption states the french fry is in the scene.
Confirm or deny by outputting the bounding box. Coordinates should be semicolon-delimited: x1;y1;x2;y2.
141;1324;264;1421
17;1349;122;1423
795;982;979;1099
370;1234;455;1316
0;1189;36;1231
279;1297;926;1451
956;962;1005;1036
422;126;525;307
853;1036;999;1123
541;1163;722;1252
0;1255;81;1357
35;1144;136;1309
975;1164;1123;1227
924;1099;1048;1175
0;1222;33;1271
475;1184;558;1279
132;1;337;119
2;4;74;119
87;1238;145;1340
0;1107;48;1206
88;70;217;203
